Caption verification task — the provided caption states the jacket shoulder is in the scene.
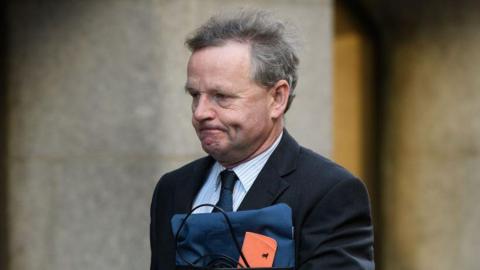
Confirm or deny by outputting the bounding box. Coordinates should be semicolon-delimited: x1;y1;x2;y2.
289;146;368;201
297;146;358;180
156;156;212;188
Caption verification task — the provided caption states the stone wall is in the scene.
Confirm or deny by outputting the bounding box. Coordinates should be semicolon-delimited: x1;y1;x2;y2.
5;1;332;269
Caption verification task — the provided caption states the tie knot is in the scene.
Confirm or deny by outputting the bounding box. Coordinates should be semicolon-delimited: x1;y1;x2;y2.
220;170;238;191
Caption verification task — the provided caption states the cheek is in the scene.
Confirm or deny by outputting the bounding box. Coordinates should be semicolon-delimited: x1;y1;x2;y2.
192;118;202;133
218;101;270;133
235;112;265;133
247;105;270;123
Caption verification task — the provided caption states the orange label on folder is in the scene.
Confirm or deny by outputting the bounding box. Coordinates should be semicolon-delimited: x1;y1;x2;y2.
238;232;277;268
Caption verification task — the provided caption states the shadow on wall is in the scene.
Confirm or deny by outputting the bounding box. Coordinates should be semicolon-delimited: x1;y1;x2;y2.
1;1;9;270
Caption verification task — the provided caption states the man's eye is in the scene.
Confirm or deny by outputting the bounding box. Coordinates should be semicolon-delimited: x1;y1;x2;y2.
214;93;226;100
213;93;232;107
188;92;200;109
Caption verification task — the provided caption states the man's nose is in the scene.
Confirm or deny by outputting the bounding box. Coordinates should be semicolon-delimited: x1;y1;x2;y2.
193;95;215;121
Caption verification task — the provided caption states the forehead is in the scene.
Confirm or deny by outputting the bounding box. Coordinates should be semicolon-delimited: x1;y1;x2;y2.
186;41;253;89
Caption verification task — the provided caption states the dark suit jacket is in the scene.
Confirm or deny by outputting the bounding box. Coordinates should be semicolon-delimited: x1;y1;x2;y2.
150;131;374;270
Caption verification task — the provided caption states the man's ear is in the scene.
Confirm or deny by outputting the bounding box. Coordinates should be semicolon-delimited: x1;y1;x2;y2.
269;80;290;119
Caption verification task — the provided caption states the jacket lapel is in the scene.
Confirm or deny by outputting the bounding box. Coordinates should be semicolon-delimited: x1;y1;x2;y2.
174;156;214;213
238;130;300;211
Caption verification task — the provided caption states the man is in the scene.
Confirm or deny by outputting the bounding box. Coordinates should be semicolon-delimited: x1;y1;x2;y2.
150;9;374;270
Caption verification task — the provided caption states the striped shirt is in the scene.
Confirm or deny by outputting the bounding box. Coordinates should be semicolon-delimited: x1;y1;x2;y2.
192;132;283;213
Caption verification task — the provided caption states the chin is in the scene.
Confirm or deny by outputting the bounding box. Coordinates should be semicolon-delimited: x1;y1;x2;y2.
202;144;222;156
203;147;231;163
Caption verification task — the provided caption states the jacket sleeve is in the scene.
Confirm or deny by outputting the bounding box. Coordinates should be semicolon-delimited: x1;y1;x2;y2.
150;179;161;270
150;174;177;270
297;177;375;270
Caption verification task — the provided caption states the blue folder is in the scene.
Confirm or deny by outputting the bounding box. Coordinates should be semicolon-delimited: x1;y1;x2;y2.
171;203;295;268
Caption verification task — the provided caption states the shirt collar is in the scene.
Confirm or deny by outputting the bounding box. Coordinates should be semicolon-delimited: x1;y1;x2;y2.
213;132;283;191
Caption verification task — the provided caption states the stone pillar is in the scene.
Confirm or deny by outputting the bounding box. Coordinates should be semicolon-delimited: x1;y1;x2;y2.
381;1;480;270
6;1;332;270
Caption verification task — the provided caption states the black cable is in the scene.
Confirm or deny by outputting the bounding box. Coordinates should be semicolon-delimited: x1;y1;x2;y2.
174;203;251;269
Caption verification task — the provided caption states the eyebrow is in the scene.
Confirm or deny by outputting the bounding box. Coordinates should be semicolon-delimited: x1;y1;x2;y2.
184;84;237;96
184;84;195;93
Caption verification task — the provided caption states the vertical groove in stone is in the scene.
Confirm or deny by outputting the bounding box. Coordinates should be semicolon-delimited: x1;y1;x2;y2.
0;1;9;269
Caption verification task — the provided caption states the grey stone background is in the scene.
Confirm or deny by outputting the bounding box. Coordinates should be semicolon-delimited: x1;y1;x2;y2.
5;1;332;270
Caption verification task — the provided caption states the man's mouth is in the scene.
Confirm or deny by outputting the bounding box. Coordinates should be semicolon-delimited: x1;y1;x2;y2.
198;125;225;132
197;127;224;146
199;128;223;136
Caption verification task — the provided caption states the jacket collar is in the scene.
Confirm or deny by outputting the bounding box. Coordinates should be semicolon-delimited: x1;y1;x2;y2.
173;156;215;214
238;129;300;210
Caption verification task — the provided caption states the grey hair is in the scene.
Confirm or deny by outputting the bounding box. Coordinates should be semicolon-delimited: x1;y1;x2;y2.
185;9;300;113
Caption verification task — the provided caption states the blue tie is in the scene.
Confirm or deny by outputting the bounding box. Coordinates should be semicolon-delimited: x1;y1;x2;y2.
215;170;238;212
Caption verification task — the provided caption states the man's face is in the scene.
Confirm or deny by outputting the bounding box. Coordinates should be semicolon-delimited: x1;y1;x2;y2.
186;41;279;167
